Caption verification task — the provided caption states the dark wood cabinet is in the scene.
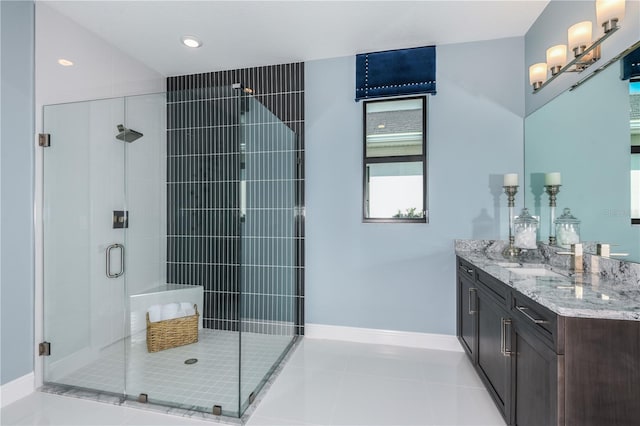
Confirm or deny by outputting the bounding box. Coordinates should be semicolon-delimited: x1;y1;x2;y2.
563;317;640;426
457;269;477;360
457;256;557;426
457;255;640;426
476;287;511;420
512;319;559;426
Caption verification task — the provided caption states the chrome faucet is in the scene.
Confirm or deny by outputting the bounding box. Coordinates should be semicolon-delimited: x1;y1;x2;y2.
557;243;583;273
596;243;629;258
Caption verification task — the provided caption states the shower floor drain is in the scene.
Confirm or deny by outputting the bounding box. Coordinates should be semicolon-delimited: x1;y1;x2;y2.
184;358;198;365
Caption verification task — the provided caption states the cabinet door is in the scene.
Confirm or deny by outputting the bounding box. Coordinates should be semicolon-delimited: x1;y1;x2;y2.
457;274;477;360
477;289;512;422
512;322;557;426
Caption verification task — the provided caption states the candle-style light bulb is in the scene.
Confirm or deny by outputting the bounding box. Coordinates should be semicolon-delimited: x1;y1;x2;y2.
546;45;567;75
529;63;547;90
568;21;593;57
596;0;625;33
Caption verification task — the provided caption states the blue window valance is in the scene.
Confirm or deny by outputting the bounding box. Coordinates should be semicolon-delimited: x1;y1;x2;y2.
355;45;436;101
621;45;640;80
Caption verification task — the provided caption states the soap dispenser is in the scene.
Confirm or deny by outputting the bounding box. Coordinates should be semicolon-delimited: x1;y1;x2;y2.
555;208;581;248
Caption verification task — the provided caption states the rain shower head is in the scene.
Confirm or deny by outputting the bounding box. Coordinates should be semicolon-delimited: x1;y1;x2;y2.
115;124;143;143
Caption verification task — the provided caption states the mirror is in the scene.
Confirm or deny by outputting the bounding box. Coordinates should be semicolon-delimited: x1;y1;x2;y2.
524;53;640;262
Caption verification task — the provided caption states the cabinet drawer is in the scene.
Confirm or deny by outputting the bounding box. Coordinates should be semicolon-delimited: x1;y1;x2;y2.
511;293;557;347
457;258;476;281
476;269;508;304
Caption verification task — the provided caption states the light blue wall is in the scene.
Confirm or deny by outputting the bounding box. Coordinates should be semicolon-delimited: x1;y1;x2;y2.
305;37;525;335
0;0;35;385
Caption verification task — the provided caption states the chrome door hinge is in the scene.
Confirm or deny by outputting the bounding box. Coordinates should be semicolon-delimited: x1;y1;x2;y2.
38;134;51;147
39;341;51;356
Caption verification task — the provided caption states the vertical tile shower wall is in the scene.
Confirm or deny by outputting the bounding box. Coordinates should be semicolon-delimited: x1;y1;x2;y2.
166;85;241;331
166;63;305;335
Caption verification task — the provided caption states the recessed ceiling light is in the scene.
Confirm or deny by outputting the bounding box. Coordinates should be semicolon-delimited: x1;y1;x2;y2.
377;124;386;129
57;58;74;66
181;36;202;48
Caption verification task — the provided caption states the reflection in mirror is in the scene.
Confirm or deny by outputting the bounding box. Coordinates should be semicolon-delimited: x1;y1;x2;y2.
363;97;427;222
632;80;640;223
525;59;640;262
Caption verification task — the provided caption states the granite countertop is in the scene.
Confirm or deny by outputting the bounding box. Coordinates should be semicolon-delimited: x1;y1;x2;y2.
456;249;640;321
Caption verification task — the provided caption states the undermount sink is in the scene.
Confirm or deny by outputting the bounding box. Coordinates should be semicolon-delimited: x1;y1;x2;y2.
505;267;564;278
495;262;522;268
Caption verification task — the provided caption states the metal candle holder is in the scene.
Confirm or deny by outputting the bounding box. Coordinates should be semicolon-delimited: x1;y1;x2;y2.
503;185;521;258
544;184;561;245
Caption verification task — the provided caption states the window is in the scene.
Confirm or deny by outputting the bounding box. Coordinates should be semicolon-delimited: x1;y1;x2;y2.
363;97;427;222
631;79;640;224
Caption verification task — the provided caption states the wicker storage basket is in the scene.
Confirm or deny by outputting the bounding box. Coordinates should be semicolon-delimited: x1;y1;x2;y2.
146;305;199;353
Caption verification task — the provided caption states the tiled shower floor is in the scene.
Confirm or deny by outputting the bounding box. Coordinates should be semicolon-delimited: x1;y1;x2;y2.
53;329;293;414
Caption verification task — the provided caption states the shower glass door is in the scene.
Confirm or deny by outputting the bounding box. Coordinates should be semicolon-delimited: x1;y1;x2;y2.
239;91;298;413
42;86;299;418
120;92;175;409
42;97;128;395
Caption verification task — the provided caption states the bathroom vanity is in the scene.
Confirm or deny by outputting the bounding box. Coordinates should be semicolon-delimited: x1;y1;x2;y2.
456;247;640;426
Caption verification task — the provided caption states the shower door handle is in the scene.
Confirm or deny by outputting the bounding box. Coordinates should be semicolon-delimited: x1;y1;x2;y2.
106;243;124;278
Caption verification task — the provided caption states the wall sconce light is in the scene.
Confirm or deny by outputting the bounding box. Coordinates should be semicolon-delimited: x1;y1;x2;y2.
546;45;567;75
528;0;624;93
596;0;625;33
529;63;547;90
568;21;593;57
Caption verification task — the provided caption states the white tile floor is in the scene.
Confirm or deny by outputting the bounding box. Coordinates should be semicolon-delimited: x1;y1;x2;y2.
1;338;507;426
51;329;292;414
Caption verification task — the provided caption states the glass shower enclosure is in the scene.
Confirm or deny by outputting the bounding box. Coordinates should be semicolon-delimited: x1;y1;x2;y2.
41;86;301;417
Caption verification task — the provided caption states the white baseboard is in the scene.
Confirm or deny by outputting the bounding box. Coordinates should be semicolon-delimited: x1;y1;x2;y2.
305;323;463;352
1;372;34;408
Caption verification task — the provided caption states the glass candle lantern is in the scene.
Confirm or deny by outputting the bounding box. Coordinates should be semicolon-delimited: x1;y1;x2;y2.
555;208;581;248
514;208;539;250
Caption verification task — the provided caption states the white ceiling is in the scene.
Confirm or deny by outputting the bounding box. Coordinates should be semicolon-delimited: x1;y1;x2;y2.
43;0;549;77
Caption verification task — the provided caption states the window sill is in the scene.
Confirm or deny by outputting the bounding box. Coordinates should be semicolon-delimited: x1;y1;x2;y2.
363;217;428;224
